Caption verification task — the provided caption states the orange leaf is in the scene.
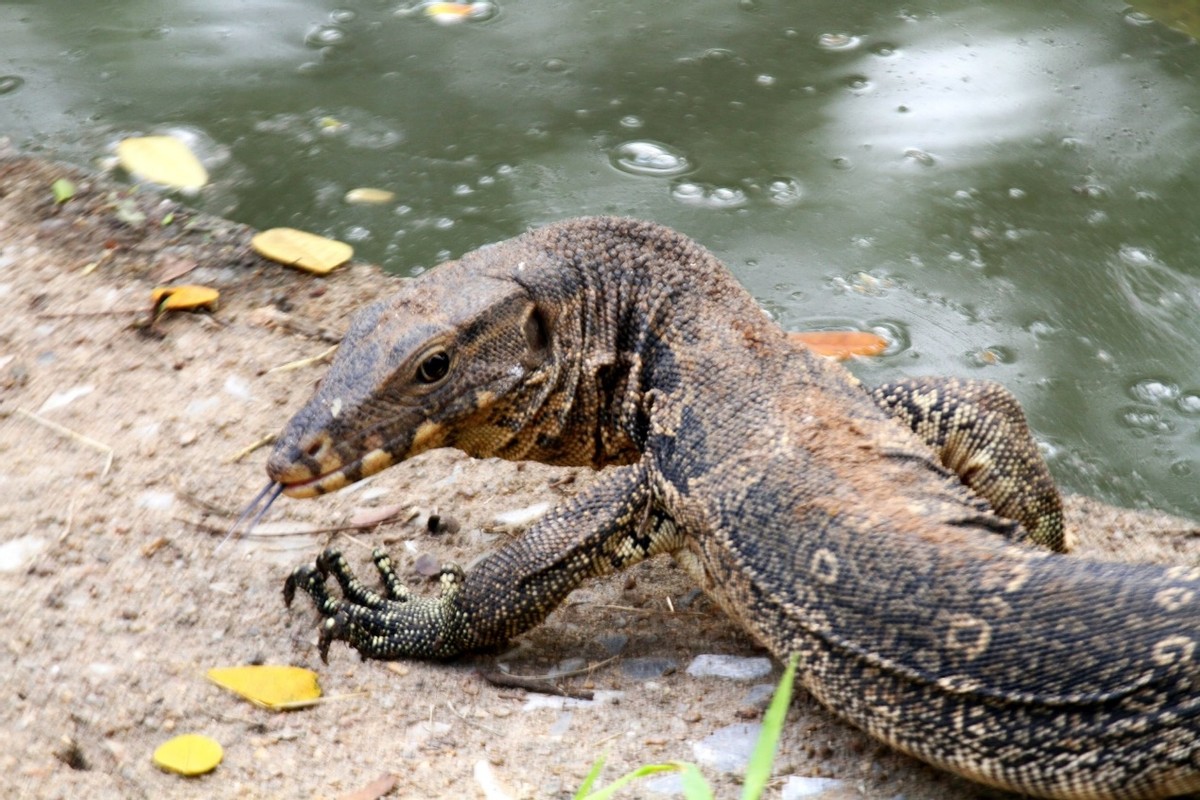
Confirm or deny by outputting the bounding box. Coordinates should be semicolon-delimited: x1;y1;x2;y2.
788;330;888;360
151;284;220;312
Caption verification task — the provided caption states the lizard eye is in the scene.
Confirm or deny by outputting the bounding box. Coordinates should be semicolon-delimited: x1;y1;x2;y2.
415;349;451;384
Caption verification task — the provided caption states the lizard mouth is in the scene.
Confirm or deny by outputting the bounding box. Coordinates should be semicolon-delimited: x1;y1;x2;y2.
279;447;397;498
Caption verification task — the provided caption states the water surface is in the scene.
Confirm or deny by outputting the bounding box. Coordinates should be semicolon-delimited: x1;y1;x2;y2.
3;0;1199;517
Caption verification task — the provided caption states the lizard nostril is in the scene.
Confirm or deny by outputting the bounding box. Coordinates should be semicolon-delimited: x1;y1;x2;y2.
304;439;325;459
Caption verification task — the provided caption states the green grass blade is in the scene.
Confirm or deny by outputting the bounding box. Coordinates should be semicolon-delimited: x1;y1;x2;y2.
573;753;607;800
678;762;716;800
740;654;800;800
580;762;685;800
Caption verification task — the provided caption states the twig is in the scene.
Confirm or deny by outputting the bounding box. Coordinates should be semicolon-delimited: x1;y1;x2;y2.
16;408;114;477
497;655;618;682
478;670;594;701
268;344;339;374
229;433;276;463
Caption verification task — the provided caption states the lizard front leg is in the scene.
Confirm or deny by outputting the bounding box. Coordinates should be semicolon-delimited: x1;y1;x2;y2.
871;377;1068;551
284;459;684;661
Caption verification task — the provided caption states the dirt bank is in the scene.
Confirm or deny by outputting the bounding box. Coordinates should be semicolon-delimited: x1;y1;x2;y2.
2;151;1197;800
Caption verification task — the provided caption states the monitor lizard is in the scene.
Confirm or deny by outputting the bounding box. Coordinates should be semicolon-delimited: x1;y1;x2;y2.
261;216;1200;799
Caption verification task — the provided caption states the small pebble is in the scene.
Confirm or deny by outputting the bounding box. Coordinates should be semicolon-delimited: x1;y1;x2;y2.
493;502;550;528
686;654;773;681
0;535;48;572
595;633;628;656
692;723;761;773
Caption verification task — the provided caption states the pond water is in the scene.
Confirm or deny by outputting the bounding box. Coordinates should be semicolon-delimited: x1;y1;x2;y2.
3;0;1199;518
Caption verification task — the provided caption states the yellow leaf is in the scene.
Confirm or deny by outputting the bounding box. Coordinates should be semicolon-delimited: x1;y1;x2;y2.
788;330;888;360
152;733;223;776
425;3;474;20
344;187;396;205
152;284;220;312
207;664;323;710
117;136;209;191
251;228;353;275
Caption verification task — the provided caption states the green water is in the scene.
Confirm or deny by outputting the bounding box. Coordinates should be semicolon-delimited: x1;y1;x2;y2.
3;0;1200;518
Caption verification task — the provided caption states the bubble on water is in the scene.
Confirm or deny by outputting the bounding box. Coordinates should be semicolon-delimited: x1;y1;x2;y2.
755;74;776;87
670;181;747;209
966;346;1015;367
870;42;898;57
701;48;739;64
1129;378;1179;404
1120;406;1174;434
843;75;872;93
1008;187;1026;200
1177;393;1200;415
766;178;803;206
619;115;644;129
903;148;936;167
816;33;862;51
0;76;25;95
1170;460;1193;477
1123;9;1157;27
1118;245;1156;268
140;26;172;40
543;58;568;73
305;25;348;48
611;141;692;177
831;156;852;170
343;225;371;242
434;217;455;230
330;8;357;23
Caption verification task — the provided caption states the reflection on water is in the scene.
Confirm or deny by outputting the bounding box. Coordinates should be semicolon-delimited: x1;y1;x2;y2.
1;0;1199;518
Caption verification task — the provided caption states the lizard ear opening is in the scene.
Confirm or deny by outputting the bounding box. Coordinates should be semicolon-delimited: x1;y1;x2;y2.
523;304;550;356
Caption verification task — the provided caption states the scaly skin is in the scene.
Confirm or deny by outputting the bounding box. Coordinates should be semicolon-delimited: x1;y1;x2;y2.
269;217;1199;799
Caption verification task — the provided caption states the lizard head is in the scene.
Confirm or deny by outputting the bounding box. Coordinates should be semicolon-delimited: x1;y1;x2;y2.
266;254;555;498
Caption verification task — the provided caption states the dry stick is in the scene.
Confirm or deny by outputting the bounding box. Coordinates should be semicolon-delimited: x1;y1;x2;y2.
16;408;114;477
181;508;418;539
228;433;276;464
478;670;595;701
268;344;339;374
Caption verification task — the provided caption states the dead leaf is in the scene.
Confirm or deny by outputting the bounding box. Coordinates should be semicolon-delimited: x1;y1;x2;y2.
787;330;888;360
344;187;395;205
151;253;199;284
207;664;322;710
152;733;223;776
117;136;208;191
251;228;353;275
152;285;220;313
336;773;399;800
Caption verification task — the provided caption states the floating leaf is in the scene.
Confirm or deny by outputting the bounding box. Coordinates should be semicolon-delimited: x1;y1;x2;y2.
251;228;353;275
207;664;323;710
425;2;475;22
344;187;395;205
117;135;209;190
152;284;220;313
152;733;223;776
51;178;77;204
787;330;887;360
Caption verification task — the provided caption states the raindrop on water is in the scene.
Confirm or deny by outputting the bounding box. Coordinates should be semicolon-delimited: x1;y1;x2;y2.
1129;378;1179;404
610;141;692;177
305;25;347;48
0;75;24;95
766;178;803;206
816;33;863;51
